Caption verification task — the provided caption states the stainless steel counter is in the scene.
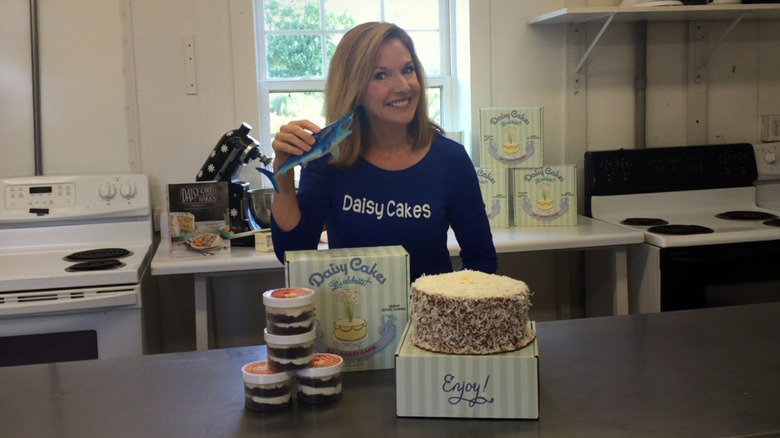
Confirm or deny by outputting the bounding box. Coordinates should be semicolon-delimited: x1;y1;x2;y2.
2;303;779;438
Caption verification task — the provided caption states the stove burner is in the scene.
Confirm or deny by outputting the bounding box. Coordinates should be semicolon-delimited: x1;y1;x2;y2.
763;218;780;227
715;211;778;221
646;224;715;235
620;218;670;226
64;248;132;262
65;259;126;272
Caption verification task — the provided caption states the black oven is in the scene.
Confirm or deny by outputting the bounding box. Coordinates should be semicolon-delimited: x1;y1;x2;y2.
586;144;780;313
659;240;780;311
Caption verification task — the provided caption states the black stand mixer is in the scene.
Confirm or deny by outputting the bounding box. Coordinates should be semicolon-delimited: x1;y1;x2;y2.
196;123;273;247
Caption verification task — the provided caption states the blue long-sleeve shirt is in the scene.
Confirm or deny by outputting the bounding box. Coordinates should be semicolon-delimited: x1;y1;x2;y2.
271;134;497;281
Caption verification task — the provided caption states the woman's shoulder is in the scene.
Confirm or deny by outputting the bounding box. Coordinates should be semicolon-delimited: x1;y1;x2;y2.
430;133;472;163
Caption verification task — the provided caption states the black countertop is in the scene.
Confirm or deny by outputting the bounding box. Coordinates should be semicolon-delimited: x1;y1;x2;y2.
2;303;780;438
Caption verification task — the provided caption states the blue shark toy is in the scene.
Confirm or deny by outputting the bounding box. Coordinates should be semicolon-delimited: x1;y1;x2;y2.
257;111;354;192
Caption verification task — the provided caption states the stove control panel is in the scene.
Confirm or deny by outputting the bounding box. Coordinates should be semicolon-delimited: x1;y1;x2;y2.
754;142;780;175
0;174;150;224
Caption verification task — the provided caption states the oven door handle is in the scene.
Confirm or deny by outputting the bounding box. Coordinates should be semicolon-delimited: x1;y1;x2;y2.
0;285;139;317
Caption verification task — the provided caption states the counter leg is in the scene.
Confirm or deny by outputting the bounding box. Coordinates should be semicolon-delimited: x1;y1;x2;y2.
612;246;629;316
194;273;209;350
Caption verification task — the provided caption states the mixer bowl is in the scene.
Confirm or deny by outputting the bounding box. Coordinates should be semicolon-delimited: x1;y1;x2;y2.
248;188;275;228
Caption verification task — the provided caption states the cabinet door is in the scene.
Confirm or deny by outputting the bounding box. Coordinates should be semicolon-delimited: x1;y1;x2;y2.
0;0;35;177
0;0;133;178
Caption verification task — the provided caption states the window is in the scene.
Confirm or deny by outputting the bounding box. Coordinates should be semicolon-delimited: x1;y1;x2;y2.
255;0;454;151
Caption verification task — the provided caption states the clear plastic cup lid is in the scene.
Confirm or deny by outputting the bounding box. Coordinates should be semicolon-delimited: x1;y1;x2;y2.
295;353;344;378
262;288;315;308
263;327;316;345
242;360;291;384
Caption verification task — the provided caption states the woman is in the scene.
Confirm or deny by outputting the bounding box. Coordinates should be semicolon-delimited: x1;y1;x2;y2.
270;22;496;281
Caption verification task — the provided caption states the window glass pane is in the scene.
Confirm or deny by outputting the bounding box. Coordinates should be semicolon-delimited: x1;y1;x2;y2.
269;91;326;133
409;31;441;76
266;35;323;79
325;33;343;75
324;0;380;29
263;0;320;31
427;86;441;125
385;0;439;30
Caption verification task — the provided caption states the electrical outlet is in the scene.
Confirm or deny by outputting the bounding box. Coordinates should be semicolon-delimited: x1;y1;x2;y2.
153;205;163;233
761;115;780;142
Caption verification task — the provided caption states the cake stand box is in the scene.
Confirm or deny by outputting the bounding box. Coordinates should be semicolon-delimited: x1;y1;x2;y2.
479;107;544;169
284;245;410;372
513;165;578;227
395;322;539;419
476;167;510;229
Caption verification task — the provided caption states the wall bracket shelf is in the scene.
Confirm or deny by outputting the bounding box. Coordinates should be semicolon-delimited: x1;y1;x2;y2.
530;4;780;75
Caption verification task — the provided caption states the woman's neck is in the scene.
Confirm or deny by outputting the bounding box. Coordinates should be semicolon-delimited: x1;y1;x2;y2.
363;127;429;171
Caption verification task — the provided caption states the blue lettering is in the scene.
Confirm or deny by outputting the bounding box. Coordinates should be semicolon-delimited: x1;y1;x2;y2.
441;374;494;407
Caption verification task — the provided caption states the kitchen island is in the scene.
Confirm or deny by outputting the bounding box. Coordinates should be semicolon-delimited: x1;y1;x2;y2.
2;303;779;438
152;215;644;350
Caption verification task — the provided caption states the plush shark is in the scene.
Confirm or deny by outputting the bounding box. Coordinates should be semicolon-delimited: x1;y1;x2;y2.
257;111;354;192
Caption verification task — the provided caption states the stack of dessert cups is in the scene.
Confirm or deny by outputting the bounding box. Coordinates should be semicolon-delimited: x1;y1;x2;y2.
241;287;343;412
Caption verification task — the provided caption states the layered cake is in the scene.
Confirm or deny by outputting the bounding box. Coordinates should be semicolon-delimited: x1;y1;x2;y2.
295;353;343;404
410;270;535;355
241;360;292;412
263;288;316;335
169;212;195;238
264;328;315;371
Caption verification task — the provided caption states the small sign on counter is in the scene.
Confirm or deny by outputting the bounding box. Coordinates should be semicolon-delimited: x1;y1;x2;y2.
254;229;273;252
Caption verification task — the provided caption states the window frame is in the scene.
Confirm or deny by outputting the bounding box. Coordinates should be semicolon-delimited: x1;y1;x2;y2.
253;0;456;154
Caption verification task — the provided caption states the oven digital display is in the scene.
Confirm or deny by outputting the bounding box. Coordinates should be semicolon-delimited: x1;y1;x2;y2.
29;186;53;194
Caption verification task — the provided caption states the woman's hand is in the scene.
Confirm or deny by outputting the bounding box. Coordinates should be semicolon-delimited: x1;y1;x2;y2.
271;120;321;172
269;120;321;231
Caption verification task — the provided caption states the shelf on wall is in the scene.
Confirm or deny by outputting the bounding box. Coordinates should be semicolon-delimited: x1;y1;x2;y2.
530;4;780;25
530;4;780;75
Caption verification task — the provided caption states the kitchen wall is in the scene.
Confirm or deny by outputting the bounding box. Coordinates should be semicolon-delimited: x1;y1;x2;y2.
2;0;779;350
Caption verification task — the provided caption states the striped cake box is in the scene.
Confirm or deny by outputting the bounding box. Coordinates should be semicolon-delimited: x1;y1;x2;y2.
396;322;539;419
285;246;410;372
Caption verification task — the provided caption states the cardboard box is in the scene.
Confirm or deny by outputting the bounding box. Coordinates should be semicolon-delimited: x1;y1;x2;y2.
165;181;231;257
285;246;410;372
476;167;510;228
254;229;273;252
513;165;578;227
395;322;539;419
480;107;543;169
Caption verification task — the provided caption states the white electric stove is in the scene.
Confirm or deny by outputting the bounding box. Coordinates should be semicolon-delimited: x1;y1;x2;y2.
585;144;780;313
755;141;780;211
0;174;153;367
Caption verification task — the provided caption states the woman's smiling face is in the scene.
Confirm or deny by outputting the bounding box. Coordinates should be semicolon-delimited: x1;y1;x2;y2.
360;38;421;131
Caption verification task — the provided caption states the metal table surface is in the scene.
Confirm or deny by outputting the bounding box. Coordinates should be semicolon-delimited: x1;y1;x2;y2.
1;303;779;438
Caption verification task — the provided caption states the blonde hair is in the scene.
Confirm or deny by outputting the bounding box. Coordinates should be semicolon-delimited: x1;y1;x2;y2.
325;22;442;168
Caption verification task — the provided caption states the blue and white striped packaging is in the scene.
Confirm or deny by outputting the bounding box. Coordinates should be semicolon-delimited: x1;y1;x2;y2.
285;246;410;372
395;322;539;419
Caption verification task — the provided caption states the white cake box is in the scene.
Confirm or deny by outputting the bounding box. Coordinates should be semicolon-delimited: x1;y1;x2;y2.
480;107;543;169
285;246;410;372
513;165;578;227
476;167;510;229
395;322;539;419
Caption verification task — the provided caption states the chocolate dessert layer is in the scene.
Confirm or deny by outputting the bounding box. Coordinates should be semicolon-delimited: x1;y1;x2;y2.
297;392;342;404
266;345;312;359
266;309;315;324
296;375;341;389
245;383;290;398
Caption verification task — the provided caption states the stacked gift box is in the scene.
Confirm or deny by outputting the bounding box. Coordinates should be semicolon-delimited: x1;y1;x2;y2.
477;106;577;227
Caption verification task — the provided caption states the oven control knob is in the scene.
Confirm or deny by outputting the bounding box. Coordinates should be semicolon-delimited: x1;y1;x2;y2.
98;184;117;200
764;152;777;164
120;183;137;199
